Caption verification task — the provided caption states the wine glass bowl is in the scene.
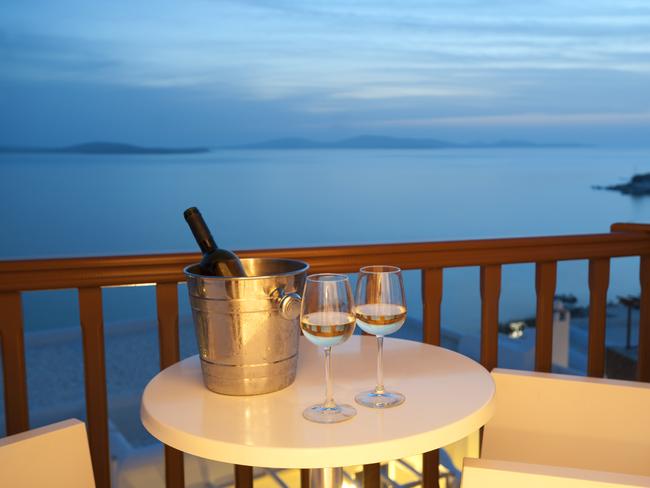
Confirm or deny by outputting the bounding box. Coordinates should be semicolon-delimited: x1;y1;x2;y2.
355;302;407;336
301;310;355;348
354;265;407;409
300;273;357;423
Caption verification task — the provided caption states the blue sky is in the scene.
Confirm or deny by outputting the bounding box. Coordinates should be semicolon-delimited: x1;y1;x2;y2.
1;0;650;146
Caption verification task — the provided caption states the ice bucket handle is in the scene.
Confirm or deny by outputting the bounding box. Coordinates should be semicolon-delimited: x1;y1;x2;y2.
272;288;302;320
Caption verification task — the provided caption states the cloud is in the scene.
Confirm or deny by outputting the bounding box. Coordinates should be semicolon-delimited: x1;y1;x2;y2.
331;86;493;100
1;0;650;144
3;0;650;91
370;112;650;128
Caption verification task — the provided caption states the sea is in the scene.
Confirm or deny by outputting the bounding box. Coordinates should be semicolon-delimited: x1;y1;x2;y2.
1;147;649;335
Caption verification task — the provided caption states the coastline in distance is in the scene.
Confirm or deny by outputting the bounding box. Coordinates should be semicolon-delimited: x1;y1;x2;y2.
224;134;589;150
595;173;650;196
0;135;589;155
0;142;210;155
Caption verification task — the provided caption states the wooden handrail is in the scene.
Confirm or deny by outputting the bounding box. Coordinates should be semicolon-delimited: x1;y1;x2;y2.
611;222;650;233
1;224;649;488
1;230;649;292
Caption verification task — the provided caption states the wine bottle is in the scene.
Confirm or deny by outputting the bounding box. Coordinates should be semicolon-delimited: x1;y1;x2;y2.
183;207;246;277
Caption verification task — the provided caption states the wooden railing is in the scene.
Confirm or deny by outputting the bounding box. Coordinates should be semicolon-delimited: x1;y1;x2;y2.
1;223;649;488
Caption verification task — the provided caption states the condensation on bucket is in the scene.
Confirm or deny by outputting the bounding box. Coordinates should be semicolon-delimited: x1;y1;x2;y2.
185;258;309;395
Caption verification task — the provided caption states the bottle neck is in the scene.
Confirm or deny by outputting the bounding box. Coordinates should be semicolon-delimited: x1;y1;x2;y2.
184;207;218;255
196;233;218;255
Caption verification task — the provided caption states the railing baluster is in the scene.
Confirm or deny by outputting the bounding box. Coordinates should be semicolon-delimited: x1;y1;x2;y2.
588;258;610;377
156;282;180;368
300;468;310;488
422;450;439;488
639;255;650;382
363;463;380;488
421;268;442;488
156;282;185;488
0;291;29;435
422;268;443;346
480;265;502;370
535;261;557;372
235;464;253;488
78;286;110;488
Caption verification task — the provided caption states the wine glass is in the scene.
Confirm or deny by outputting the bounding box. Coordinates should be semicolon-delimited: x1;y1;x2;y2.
354;265;407;408
300;273;357;423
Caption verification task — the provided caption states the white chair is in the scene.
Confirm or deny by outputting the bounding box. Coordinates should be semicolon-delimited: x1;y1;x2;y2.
461;458;650;487
0;418;95;487
482;368;650;476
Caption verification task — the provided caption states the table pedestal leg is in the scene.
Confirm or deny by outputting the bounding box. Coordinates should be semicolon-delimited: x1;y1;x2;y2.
310;467;343;488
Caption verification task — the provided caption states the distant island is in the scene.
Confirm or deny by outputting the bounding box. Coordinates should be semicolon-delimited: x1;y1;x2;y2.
0;136;588;155
225;135;587;150
597;173;650;196
0;142;209;155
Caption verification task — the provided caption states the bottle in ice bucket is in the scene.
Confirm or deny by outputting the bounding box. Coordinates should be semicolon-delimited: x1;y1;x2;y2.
183;206;246;277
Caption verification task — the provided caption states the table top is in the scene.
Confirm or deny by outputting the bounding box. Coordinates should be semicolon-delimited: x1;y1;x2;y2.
141;336;495;469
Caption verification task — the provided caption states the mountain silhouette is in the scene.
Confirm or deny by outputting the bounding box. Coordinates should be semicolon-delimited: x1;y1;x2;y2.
227;135;585;150
0;142;209;154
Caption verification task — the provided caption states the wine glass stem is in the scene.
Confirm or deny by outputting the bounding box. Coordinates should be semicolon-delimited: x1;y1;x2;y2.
375;336;385;394
323;346;335;408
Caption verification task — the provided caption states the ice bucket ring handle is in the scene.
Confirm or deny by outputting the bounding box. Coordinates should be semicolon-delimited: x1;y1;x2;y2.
272;288;302;320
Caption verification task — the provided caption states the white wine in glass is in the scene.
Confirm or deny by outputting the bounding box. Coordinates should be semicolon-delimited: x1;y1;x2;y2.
355;303;407;336
300;274;357;423
301;311;355;348
354;265;407;408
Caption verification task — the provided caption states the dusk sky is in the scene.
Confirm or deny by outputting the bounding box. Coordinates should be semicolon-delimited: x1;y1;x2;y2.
2;0;650;146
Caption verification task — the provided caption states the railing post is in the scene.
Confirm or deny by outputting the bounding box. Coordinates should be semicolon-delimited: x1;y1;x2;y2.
610;223;650;381
422;268;443;346
78;286;111;488
363;463;380;488
480;265;501;371
156;282;185;488
535;261;557;372
301;468;310;488
639;255;650;382
235;464;253;488
421;268;442;488
0;291;29;435
588;258;610;377
422;450;440;488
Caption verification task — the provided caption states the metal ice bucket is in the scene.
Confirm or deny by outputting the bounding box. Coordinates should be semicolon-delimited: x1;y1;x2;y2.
184;258;309;395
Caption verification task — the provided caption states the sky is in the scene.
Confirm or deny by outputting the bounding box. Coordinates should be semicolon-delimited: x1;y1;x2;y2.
1;0;650;146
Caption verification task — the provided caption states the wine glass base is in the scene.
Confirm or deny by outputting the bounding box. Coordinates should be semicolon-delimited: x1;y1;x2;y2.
355;390;405;409
302;403;356;423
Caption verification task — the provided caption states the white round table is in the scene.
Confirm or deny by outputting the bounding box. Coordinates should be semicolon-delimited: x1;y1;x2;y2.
142;335;494;470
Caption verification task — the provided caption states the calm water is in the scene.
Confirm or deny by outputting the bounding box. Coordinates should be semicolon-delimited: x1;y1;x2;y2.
1;148;649;333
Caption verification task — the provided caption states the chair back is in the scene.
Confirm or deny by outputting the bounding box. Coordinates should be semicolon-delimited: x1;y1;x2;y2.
0;418;95;487
462;458;650;487
482;368;650;476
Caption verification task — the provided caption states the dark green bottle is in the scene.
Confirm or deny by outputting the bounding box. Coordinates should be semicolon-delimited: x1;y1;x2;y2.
183;207;246;277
